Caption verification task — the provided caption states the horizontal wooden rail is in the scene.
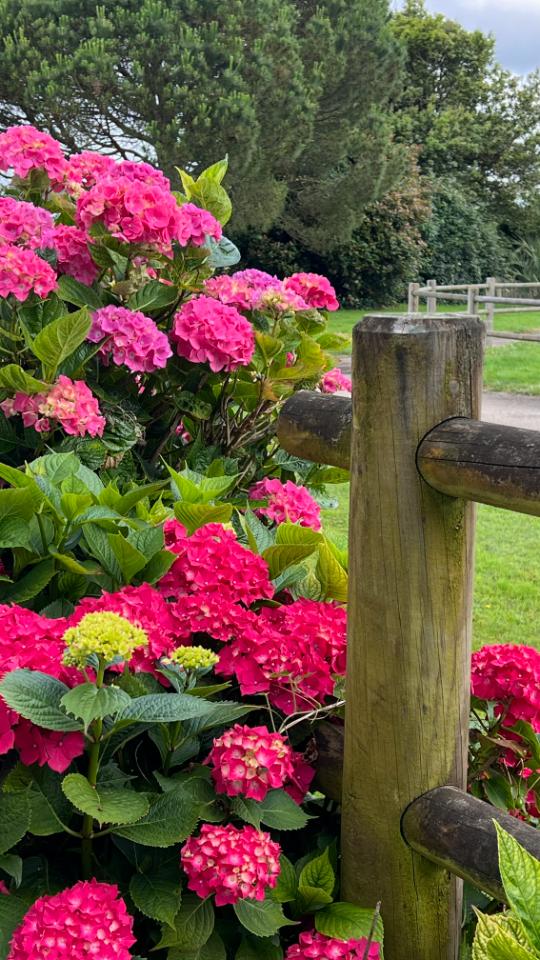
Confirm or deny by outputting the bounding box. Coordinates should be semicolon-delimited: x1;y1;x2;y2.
278;399;540;516
417;418;540;516
402;787;540;903
313;729;540;904
477;295;540;306
276;391;351;469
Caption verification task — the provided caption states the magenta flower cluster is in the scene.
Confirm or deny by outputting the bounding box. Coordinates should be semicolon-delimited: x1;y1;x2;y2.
177;201;222;246
286;931;381;960
320;367;352;394
0;244;57;301
0;124;67;181
1;375;105;437
7;879;135;960
249;477;322;531
181;823;281;905
206;723;295;801
172;295;255;372
51;224;98;285
89;305;172;373
471;643;540;731
0;196;53;248
284;272;340;311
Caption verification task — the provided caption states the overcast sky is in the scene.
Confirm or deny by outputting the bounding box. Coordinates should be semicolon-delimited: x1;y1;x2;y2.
392;0;540;75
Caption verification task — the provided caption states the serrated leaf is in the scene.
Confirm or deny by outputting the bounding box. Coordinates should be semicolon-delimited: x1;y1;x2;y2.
114;788;201;846
206;235;241;269
0;853;22;886
262;545;317;580
0;489;34;548
0;670;83;732
61;683;131;727
0;892;31;960
32;307;92;376
156;893;214;950
108;533;147;582
299;849;335;896
315;902;384;944
62;773;149;827
1;558;56;603
57;275;103;309
233;898;294;937
275;524;323;547
243;509;275;555
296;884;333;913
129;872;181;928
127;280;178;313
0;364;47;395
27;765;75;836
230;796;262;828
185;701;257;735
316;543;348;603
496;821;540;950
473;911;537;960
0;793;30;855
272;855;297;904
258;790;310;830
174;502;233;533
236;935;283;960
117;693;213;725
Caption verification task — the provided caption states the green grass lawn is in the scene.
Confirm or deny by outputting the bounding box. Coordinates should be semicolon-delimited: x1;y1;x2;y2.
322;486;540;649
329;306;540;394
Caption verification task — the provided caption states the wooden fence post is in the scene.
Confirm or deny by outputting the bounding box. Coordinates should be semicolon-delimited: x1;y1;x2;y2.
426;278;437;312
408;282;420;312
485;277;496;332
341;314;484;960
467;285;477;314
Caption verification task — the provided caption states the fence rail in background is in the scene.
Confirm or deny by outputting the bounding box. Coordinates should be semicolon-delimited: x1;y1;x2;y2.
408;278;540;332
276;313;540;960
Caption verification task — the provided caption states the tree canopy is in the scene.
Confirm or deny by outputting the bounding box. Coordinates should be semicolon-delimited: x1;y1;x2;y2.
0;0;402;248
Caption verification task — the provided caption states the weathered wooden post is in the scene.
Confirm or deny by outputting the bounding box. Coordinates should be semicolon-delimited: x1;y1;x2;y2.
341;314;484;960
485;277;496;332
408;282;420;313
426;278;437;313
467;285;477;315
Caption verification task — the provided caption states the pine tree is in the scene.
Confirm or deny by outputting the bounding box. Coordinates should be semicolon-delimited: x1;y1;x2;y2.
0;0;402;248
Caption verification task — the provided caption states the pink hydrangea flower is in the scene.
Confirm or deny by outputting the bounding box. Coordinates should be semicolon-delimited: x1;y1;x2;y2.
0;124;67;182
51;224;98;285
205;724;295;801
2;377;105;437
14;720;84;773
115;159;170;190
284;272;339;311
181;823;281;906
158;522;273;606
471;644;540;731
286;931;381;960
177;202;222;247
0;244;57;301
89;305;172;373
68;583;178;675
62;151;117;195
204;270;300;312
285;749;316;803
0;197;54;249
216;598;347;714
77;175;183;252
163;518;188;551
172;295;255;372
320;368;352;394
8;879;136;960
0;604;84;771
249;478;321;531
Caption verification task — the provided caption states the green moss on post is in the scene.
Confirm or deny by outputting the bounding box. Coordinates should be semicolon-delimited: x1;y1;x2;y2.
341;314;483;960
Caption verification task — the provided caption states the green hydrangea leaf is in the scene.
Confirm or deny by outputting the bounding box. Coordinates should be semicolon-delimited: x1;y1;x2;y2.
0;670;83;732
61;683;131;727
113;788;201;847
0;793;30;855
129;872;181;928
233;898;295;938
315;902;384;945
155;893;214;949
62;774;150;827
496;821;540;951
258;790;311;831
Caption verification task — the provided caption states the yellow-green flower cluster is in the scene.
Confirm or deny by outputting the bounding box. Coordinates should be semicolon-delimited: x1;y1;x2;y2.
63;611;148;666
168;645;219;671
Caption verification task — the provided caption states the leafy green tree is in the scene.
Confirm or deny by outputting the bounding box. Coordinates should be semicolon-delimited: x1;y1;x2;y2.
391;0;540;226
0;0;402;248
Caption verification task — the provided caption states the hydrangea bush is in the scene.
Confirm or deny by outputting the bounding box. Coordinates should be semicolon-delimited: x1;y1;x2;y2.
0;124;350;502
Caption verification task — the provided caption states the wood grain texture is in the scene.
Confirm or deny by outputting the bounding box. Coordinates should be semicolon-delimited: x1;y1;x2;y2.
341;314;484;960
277;391;351;469
402;786;540;904
418;417;540;516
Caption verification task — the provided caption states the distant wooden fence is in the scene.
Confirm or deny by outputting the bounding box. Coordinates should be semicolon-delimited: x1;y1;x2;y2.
277;313;540;960
409;278;540;335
